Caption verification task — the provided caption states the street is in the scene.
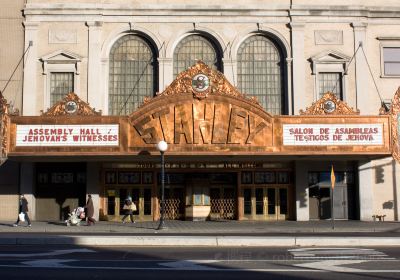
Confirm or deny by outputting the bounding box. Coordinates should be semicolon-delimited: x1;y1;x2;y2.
0;245;399;279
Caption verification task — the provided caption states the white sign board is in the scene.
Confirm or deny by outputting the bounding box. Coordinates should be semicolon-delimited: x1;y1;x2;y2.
283;124;383;146
16;124;119;146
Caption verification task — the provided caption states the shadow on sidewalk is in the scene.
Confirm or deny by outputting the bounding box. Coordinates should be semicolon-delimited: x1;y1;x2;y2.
47;221;67;226
0;223;15;227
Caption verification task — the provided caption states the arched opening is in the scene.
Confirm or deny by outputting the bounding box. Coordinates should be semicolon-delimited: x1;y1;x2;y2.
173;34;223;77
108;34;158;115
237;35;285;115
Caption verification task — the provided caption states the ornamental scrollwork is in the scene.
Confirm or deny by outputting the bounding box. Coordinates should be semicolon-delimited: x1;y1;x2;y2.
139;60;262;109
390;87;400;163
299;92;360;115
0;92;10;166
41;92;101;116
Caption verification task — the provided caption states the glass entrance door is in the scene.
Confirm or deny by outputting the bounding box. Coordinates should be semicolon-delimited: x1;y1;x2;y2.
244;186;289;220
105;186;153;221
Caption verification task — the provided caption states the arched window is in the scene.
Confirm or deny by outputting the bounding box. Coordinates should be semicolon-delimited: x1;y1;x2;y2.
109;34;157;115
173;34;222;76
237;35;284;115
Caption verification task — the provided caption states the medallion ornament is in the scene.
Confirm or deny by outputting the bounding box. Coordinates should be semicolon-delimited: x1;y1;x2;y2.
191;73;210;98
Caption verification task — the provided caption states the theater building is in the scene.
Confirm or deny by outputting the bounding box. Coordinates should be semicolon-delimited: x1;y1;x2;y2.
1;0;400;222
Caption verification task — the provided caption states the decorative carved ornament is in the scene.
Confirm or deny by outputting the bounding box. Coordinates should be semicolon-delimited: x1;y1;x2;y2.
41;92;101;116
299;92;360;115
0;92;10;166
140;60;261;108
390;87;400;163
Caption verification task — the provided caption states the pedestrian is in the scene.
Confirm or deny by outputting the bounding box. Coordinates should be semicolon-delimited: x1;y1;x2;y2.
85;194;95;226
121;196;136;224
13;194;31;227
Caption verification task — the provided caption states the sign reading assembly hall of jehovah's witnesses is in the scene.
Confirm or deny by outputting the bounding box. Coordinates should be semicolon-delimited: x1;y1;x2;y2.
5;62;393;158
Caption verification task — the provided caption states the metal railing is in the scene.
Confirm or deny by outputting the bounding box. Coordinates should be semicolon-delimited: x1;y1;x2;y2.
210;198;236;220
158;198;182;220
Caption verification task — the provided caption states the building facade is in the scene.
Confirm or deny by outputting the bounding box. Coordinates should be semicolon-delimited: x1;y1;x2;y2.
1;0;400;222
0;0;25;220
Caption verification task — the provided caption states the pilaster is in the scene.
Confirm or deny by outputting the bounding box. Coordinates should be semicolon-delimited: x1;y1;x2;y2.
158;57;173;92
289;22;306;115
22;22;39;116
222;58;237;87
286;58;293;115
86;21;103;112
351;22;369;114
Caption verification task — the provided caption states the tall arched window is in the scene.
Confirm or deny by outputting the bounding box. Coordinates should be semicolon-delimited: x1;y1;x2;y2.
109;34;157;115
173;34;222;76
237;35;284;115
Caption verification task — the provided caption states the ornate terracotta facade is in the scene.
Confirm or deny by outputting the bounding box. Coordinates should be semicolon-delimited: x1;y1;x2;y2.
0;93;9;166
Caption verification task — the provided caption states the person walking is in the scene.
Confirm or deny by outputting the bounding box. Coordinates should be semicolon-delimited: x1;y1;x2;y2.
121;196;136;224
85;194;95;226
13;194;31;227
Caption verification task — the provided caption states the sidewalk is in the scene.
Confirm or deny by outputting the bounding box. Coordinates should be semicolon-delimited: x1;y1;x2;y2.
1;220;399;247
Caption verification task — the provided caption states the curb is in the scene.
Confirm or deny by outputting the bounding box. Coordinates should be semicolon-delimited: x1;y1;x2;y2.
1;236;400;246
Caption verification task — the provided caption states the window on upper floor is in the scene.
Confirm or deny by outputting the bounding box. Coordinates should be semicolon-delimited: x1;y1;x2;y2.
41;50;81;109
318;72;342;99
382;47;400;76
108;34;157;115
310;50;350;101
50;72;74;106
173;34;222;77
237;35;284;115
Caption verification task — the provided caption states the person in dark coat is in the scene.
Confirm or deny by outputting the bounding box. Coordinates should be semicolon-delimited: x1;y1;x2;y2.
13;194;31;227
85;194;95;226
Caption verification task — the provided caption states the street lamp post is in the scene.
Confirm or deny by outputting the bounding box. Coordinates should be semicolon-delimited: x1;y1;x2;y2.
156;140;168;230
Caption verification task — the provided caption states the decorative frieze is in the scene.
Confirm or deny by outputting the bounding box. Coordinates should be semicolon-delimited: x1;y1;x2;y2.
315;30;343;45
49;29;77;44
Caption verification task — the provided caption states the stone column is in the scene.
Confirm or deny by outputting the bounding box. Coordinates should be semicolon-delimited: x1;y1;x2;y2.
22;22;39;116
158;58;173;92
86;162;100;221
351;22;369;114
20;162;35;220
86;21;103;112
295;161;309;221
358;160;374;221
289;22;306;115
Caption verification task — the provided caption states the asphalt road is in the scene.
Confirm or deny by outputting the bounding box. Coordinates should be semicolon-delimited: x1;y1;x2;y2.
0;245;400;279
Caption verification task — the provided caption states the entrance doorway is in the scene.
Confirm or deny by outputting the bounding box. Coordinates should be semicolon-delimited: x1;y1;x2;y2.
104;170;154;221
243;186;289;220
308;171;355;220
35;163;86;221
241;170;292;220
